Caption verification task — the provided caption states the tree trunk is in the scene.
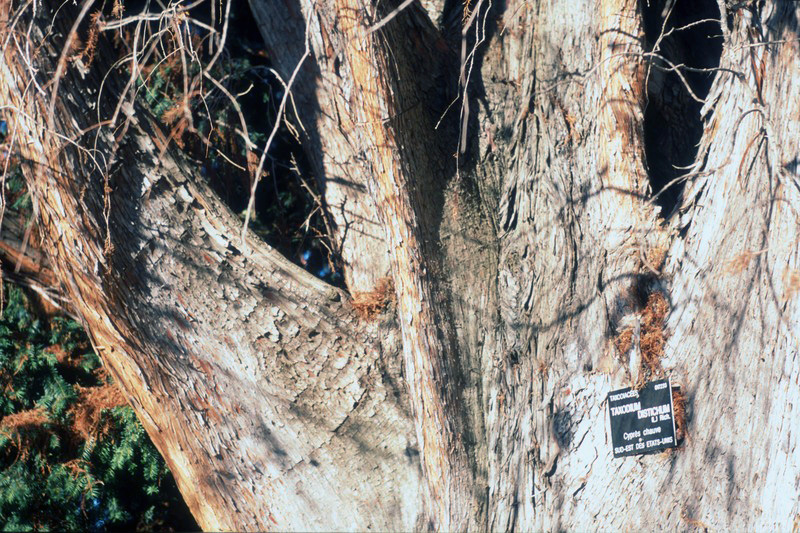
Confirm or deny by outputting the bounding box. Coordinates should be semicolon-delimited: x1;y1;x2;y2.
2;0;799;530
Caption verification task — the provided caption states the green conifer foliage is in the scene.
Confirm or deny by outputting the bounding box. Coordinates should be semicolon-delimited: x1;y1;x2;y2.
0;285;197;531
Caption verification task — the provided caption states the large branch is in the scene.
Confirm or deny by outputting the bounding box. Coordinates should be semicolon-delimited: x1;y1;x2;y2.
248;0;453;297
250;1;482;529
0;2;425;530
662;2;800;527
246;0;391;292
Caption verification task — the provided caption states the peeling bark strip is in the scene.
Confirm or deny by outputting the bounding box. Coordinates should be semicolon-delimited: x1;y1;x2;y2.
598;0;650;226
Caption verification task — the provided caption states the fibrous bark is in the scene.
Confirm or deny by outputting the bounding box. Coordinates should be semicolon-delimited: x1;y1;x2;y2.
2;0;800;530
475;0;800;529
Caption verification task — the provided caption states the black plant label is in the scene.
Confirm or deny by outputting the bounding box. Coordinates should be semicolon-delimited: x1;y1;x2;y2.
608;379;677;457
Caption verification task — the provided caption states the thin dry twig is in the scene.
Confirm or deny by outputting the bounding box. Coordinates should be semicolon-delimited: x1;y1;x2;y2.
457;0;490;159
47;0;96;128
366;0;414;35
240;3;314;248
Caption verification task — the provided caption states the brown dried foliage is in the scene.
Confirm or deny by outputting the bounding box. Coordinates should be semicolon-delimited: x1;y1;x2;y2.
351;277;395;320
0;408;52;461
640;291;668;376
73;11;103;66
111;0;124;19
784;268;800;302
672;387;687;442
46;343;72;365
725;251;754;275
614;328;633;358
645;246;668;272
612;286;670;386
161;103;185;127
0;382;126;460
0;408;50;432
68;384;127;441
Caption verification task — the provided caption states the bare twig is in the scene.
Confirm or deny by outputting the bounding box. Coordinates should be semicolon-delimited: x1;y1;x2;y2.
202;0;231;75
366;0;415;35
457;0;491;161
47;0;96;128
240;3;314;248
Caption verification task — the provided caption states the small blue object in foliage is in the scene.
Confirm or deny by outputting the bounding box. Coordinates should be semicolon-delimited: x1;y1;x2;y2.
0;120;7;137
317;264;332;278
298;246;342;284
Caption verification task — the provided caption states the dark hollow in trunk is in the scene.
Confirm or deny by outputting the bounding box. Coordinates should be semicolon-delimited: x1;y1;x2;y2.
641;0;723;217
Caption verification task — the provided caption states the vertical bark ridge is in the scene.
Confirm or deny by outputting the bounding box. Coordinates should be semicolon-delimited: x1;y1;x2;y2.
481;0;662;529
663;2;800;528
319;1;479;529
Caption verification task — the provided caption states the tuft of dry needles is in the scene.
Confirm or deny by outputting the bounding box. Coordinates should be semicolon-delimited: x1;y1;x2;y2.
351;277;395;320
672;386;687;442
68;384;127;441
640;291;668;376
0;408;52;461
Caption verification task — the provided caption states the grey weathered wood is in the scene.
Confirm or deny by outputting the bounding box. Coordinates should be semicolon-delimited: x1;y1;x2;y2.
2;0;799;530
